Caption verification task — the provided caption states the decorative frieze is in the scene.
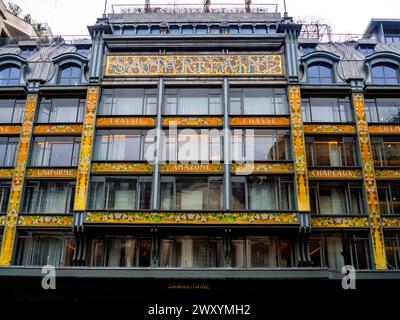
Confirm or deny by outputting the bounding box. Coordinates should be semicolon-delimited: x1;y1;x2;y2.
375;169;400;179
382;217;400;229
163;117;223;127
97;116;156;128
308;169;362;179
230;116;290;127
0;169;13;179
92;162;153;174
303;124;356;134
369;124;400;135
0;125;21;135
160;163;223;174
33;124;83;135
312;216;370;228
26;168;77;179
105;55;283;77
85;211;299;225
232;163;293;174
18;215;73;228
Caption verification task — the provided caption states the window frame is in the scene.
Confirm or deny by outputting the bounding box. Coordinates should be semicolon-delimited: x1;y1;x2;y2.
37;97;86;123
58;64;82;86
0;65;21;86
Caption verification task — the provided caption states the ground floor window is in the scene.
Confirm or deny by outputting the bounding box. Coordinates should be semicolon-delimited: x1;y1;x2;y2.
16;232;75;266
384;232;400;270
309;233;371;270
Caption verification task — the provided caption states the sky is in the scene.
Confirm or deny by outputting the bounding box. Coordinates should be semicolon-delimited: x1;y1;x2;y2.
7;0;400;36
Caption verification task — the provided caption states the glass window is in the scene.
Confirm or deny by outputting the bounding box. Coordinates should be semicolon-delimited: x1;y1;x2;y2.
150;26;160;34
136;25;149;34
58;65;81;85
16;232;75;266
241;25;253;34
181;25;194;34
113;26;122;34
30;136;80;167
230;88;288;115
37;98;85;123
90;236;151;267
160;176;222;210
89;176;151;210
93;129;153;161
228;25;239;34
308;63;334;84
232;176;295;211
302;97;353;123
309;233;371;270
306;136;358;167
99;88;157;115
23;181;75;214
254;25;267;34
371;137;400;166
164;88;222;115
76;47;90;57
122;26;135;35
169;25;180;34
0;137;18;166
210;25;220;34
358;46;374;55
365;98;400;123
0;181;11;213
0;65;20;86
300;45;316;54
162;129;222;163
19;47;37;58
371;64;400;85
232;236;291;268
0;99;24;123
196;25;207;34
160;237;222;268
231;129;290;162
309;182;364;215
384;27;400;44
378;182;400;215
384;233;400;270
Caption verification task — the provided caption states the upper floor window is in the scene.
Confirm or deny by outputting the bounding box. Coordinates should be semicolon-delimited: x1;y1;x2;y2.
308;63;334;84
254;25;267;34
309;182;364;215
196;25;207;34
37;98;85;123
232;176;295;211
0;99;24;123
90;236;151;267
160;176;222;210
232;236;292;268
16;232;75;267
150;26;160;34
228;25;239;34
358;45;375;55
378;182;400;215
365;98;400;123
89;176;152;210
302;97;353;123
99;88;157;116
162;129;223;163
0;137;19;167
93;129;153;161
309;233;371;270
0;65;20;86
181;25;194;34
122;26;135;35
19;47;37;58
160;236;223;268
232;129;291;162
30;136;81;167
164;88;222;115
241;25;253;34
209;25;220;34
306;136;358;167
169;25;180;34
230;88;288;115
371;64;400;85
371;136;400;166
136;25;149;35
76;47;90;57
23;181;75;214
384;232;400;270
384;27;400;44
58;64;81;85
300;44;317;54
0;181;11;213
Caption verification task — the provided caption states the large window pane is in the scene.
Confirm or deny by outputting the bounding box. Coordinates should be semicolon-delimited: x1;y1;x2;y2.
23;181;75;214
302;97;353;123
30;137;80;166
160;176;222;210
89;176;151;210
0;99;25;123
0;181;10;213
37;98;85;123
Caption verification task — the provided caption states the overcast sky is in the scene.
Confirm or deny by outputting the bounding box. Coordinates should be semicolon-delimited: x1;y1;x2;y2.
8;0;400;36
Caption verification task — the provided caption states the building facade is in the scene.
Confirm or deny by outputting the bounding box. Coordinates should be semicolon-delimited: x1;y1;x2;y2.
0;4;400;294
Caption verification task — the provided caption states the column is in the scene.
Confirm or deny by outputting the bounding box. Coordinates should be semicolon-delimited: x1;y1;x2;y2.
74;86;100;211
151;77;164;210
223;77;231;210
352;92;387;270
0;94;38;265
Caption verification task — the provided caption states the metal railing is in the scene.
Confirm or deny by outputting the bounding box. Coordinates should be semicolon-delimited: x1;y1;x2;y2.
111;2;279;14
